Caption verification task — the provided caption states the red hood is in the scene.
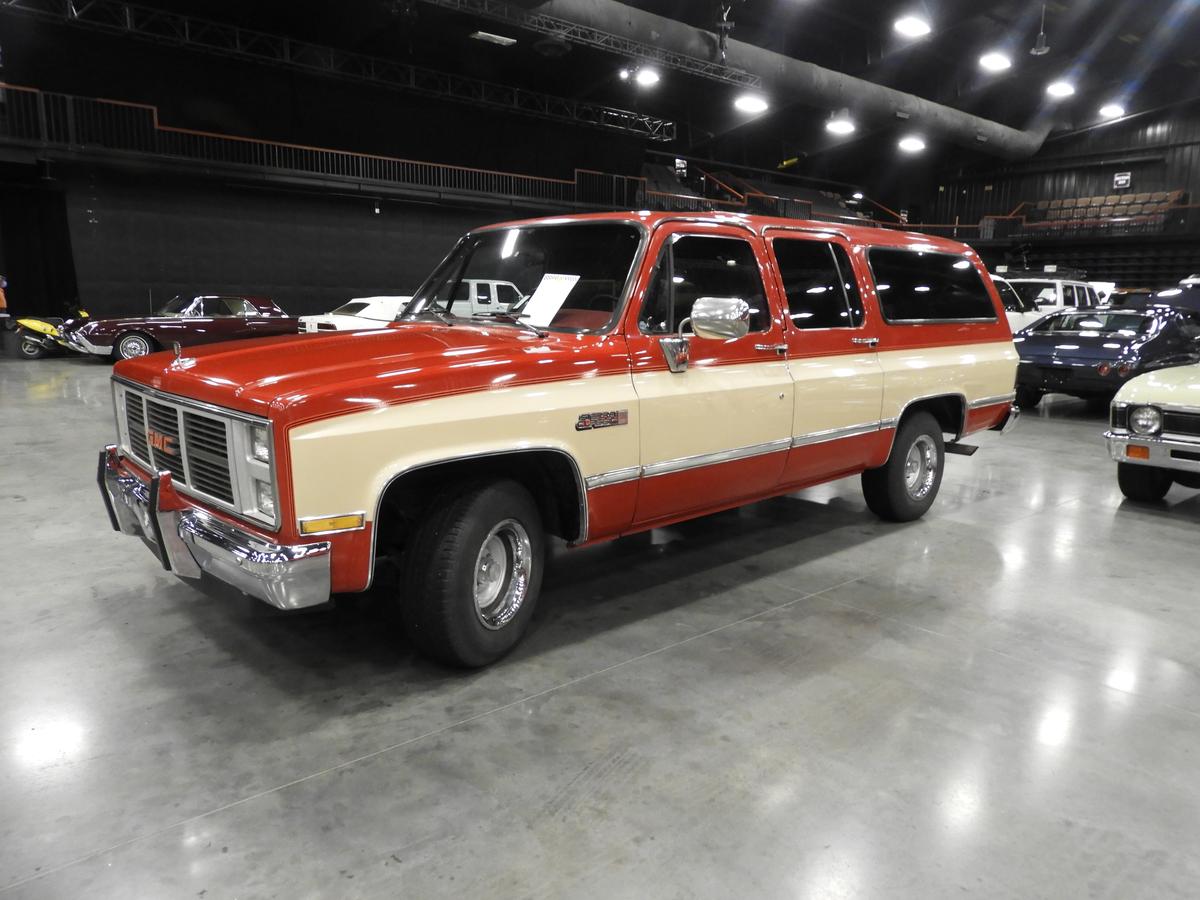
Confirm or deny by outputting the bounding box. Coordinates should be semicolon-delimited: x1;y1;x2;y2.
114;322;631;427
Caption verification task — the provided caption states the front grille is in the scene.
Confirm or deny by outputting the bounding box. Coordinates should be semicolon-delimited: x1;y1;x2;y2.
126;393;149;460
121;385;236;505
1163;412;1200;439
183;413;234;502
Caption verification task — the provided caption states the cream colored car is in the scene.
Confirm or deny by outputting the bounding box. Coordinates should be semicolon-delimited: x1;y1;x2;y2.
1106;363;1200;501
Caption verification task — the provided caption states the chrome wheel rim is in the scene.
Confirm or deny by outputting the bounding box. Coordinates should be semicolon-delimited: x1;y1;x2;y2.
120;336;151;359
904;434;938;500
472;518;532;631
19;340;41;357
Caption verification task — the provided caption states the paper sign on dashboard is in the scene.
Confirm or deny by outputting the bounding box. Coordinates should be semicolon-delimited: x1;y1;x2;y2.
520;273;580;327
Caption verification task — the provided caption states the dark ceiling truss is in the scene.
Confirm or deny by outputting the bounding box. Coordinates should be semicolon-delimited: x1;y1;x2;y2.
416;0;761;88
0;0;676;140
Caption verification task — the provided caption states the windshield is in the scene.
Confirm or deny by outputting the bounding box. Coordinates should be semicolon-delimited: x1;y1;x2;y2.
155;295;192;316
332;301;370;316
404;222;643;332
1031;312;1156;336
1009;281;1058;307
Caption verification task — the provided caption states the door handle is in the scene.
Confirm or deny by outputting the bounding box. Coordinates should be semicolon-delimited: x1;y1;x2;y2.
851;337;880;347
755;343;787;356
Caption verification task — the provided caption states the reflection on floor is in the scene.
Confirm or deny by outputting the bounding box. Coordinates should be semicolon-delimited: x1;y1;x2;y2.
2;358;1199;898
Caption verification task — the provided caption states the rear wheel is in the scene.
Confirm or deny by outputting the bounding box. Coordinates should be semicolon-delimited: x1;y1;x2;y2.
862;411;945;522
402;479;544;667
1015;387;1042;409
1117;463;1172;502
115;332;156;360
18;336;48;359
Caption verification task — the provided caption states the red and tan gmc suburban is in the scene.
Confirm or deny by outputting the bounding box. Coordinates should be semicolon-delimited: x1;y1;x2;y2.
99;212;1018;666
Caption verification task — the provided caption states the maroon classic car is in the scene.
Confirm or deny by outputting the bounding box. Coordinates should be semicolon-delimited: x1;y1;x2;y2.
61;294;298;360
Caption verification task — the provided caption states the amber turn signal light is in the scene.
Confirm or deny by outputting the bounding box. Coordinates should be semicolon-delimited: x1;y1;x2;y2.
299;513;366;535
1126;445;1151;460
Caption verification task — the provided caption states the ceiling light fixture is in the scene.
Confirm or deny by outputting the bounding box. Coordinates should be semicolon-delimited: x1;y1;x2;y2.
852;192;864;200
734;94;770;114
635;67;661;87
894;15;932;38
1046;80;1075;98
898;135;927;153
1099;103;1126;119
618;68;630;81
470;30;517;47
979;52;1012;72
1030;4;1050;55
826;109;856;135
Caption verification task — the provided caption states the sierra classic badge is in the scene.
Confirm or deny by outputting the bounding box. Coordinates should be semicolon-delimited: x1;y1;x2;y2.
575;409;629;431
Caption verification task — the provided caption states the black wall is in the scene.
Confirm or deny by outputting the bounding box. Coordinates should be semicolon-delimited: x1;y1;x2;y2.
0;166;79;318
934;99;1200;225
60;166;540;318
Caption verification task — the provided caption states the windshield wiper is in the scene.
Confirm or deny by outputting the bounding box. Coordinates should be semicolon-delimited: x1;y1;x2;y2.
471;311;547;337
410;306;455;326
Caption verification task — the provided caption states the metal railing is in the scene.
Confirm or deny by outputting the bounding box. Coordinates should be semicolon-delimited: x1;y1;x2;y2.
0;82;980;233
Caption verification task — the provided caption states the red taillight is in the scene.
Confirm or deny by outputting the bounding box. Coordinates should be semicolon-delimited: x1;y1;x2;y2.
1097;362;1112;376
1117;364;1132;377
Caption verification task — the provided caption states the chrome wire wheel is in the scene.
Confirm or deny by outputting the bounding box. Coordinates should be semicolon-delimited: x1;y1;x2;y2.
118;334;152;359
903;434;938;500
472;518;532;631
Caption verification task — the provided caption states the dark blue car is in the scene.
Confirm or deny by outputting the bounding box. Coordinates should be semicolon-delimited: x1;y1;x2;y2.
1013;306;1200;408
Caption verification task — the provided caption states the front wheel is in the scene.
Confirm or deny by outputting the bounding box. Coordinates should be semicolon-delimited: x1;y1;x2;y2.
402;479;544;667
1117;463;1172;502
862;411;945;522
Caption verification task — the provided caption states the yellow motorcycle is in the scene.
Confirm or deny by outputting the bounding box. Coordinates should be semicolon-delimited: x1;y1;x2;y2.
15;310;89;359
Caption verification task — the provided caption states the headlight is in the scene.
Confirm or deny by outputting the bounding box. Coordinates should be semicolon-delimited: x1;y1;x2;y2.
254;479;276;517
1129;406;1162;435
251;424;271;462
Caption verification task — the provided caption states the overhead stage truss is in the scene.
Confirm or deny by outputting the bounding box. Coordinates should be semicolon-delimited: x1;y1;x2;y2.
0;0;676;140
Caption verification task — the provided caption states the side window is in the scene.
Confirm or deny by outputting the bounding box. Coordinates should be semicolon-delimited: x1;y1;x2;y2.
772;238;863;329
222;298;256;317
198;298;229;317
639;235;770;334
868;249;997;323
994;280;1023;312
495;283;521;307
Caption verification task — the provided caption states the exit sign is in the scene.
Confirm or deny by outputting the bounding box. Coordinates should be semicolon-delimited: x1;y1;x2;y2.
1114;172;1132;190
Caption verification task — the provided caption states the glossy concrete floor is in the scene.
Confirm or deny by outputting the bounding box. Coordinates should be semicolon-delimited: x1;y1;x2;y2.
3;356;1200;899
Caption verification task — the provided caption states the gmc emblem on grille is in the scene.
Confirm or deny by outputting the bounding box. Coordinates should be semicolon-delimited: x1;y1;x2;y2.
575;409;629;431
147;430;177;454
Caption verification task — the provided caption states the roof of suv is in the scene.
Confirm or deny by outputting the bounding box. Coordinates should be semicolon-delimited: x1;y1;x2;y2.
476;210;979;256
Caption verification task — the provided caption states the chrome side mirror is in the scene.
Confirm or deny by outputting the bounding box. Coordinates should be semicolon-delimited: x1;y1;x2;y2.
690;296;751;340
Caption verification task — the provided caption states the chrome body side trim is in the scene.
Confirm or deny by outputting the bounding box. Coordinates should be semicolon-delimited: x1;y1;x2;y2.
1105;430;1200;475
101;447;331;610
585;467;641;490
640;437;792;479
791;421;883;448
969;392;1017;409
367;447;589;589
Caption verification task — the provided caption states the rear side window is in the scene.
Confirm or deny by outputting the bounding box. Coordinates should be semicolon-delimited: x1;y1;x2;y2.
869;249;997;323
772;239;864;329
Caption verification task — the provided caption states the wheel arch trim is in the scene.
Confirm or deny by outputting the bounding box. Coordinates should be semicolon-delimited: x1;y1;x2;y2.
365;446;588;591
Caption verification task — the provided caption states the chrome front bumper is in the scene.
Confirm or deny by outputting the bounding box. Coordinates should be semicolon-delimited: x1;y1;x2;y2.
65;330;113;356
99;446;332;609
1105;431;1200;475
